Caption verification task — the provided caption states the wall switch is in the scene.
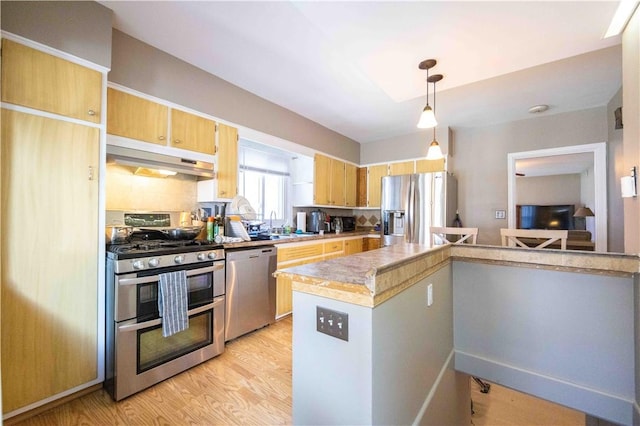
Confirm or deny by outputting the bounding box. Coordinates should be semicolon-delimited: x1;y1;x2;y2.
316;306;349;341
495;210;506;219
427;283;433;307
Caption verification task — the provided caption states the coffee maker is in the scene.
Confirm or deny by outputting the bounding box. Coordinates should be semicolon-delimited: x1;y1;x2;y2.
307;209;326;233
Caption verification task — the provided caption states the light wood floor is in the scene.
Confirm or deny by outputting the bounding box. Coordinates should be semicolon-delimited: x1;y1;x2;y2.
13;315;585;425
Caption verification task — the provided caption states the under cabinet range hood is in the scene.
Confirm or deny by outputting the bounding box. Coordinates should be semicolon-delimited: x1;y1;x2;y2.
106;145;215;178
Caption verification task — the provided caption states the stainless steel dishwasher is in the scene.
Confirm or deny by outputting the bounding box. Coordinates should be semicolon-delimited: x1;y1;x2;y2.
225;246;277;341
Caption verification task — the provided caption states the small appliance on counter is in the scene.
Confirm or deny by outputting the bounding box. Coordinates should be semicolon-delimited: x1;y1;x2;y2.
338;216;356;232
307;209;326;233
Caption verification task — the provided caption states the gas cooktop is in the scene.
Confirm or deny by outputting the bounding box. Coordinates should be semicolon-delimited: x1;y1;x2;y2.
107;239;223;259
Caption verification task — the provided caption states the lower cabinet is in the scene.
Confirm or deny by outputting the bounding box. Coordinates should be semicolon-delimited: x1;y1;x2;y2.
275;236;369;317
1;109;100;413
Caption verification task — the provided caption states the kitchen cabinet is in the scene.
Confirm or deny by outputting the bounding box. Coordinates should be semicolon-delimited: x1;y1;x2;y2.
314;153;346;206
1;39;102;124
170;109;216;155
107;88;168;145
323;240;344;260
364;236;381;251
367;164;388;208
357;167;368;207
344;237;363;255
345;163;357;207
389;161;414;175
216;123;238;199
416;158;446;173
197;122;238;201
1;109;100;413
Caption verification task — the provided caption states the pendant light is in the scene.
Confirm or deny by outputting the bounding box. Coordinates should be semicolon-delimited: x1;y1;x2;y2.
426;73;444;160
417;59;438;129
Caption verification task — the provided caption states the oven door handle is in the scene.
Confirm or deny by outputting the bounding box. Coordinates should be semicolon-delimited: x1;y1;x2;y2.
117;296;224;333
118;264;224;287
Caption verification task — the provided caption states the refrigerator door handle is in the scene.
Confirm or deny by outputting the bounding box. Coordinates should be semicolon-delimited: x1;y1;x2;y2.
407;178;415;243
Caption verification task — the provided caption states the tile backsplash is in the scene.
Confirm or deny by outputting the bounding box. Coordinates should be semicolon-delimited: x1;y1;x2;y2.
106;164;198;212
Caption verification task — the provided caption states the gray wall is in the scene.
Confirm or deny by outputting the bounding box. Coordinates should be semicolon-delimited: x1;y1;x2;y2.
453;107;608;246
1;1;112;68
607;90;626;254
292;265;469;425
453;261;635;425
516;174;581;206
109;30;360;163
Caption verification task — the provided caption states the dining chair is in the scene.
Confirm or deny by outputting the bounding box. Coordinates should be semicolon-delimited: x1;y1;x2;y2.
500;228;568;250
430;226;479;245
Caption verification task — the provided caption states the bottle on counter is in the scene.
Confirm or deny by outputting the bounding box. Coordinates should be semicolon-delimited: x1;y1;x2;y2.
452;210;463;228
216;214;225;237
207;217;215;241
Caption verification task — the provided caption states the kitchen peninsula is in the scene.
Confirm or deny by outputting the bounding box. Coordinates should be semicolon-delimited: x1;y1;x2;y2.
277;244;639;425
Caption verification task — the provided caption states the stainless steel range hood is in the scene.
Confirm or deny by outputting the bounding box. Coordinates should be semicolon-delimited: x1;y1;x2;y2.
106;145;215;178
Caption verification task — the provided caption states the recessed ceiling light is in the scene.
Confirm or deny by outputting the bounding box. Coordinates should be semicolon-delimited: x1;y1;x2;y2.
528;104;549;114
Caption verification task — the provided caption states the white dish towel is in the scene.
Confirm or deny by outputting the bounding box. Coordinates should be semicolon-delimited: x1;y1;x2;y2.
158;271;189;337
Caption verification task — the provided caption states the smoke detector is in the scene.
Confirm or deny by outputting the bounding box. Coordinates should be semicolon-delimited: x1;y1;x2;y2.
528;104;549;114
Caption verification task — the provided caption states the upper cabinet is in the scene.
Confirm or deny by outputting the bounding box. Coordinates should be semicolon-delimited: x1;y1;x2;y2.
415;158;446;173
217;123;238;199
314;154;347;206
1;39;102;124
389;161;414;176
170;109;216;155
366;164;389;208
344;163;357;207
107;87;216;156
107;88;168;145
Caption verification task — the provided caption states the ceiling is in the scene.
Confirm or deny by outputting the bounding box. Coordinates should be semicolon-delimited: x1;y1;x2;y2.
101;1;624;144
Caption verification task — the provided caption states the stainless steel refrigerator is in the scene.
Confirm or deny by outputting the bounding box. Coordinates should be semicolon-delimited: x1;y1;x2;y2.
380;172;457;246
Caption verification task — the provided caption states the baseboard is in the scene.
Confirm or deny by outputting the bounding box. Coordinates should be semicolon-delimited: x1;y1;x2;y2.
455;351;634;426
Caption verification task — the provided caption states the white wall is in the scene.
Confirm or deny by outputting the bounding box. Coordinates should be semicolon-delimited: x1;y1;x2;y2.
607;89;625;253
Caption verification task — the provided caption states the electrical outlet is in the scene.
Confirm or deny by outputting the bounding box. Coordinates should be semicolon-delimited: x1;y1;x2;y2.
316;306;349;341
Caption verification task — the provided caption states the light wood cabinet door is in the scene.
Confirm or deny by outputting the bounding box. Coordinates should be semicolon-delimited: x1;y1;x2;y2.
1;109;99;413
345;163;357;207
367;164;388;208
330;159;345;206
364;237;381;251
276;275;293;317
357;167;367;207
416;158;446;173
389;161;415;176
107;88;168;145
314;154;331;205
1;39;102;123
217;123;238;199
344;238;363;255
170;109;216;155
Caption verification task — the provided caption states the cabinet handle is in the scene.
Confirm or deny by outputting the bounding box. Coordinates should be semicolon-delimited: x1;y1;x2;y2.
87;109;96;116
158;136;165;141
88;166;94;181
174;139;181;144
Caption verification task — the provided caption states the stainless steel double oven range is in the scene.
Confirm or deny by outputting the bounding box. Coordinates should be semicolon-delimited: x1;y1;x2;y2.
105;230;225;401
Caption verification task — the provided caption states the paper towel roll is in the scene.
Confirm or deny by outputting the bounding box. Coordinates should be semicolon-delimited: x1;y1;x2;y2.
297;212;307;232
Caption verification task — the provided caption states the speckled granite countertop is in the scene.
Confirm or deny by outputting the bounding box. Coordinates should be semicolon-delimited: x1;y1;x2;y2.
276;243;640;308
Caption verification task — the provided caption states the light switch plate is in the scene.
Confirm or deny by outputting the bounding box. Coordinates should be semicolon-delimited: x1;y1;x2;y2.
316;306;349;341
495;210;506;219
427;283;433;307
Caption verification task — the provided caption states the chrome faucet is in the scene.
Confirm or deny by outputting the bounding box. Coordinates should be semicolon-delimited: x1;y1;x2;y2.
269;210;276;233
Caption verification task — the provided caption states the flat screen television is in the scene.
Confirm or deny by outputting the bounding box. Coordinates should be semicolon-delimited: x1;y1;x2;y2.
518;204;575;230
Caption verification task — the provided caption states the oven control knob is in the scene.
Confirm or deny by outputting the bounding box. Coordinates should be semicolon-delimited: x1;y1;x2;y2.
133;260;144;270
148;258;159;267
197;253;206;261
174;255;185;264
208;252;217;260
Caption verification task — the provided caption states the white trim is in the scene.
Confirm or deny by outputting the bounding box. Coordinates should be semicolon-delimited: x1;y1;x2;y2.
412;349;455;425
507;143;608;252
0;103;103;129
1;31;110;73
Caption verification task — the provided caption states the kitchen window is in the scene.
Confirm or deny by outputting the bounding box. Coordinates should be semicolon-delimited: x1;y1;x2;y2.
238;140;292;224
